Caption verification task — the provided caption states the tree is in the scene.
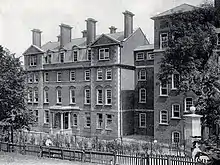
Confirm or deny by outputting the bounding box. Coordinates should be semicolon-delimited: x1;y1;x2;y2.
0;45;33;130
158;2;220;139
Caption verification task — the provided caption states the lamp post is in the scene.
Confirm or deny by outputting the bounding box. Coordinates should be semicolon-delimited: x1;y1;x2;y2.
11;113;15;152
150;137;157;155
190;106;196;114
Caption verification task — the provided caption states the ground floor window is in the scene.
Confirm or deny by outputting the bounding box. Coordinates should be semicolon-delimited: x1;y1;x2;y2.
139;113;146;128
85;113;91;128
44;110;49;123
34;110;38;123
97;113;103;129
73;114;78;127
105;114;113;129
172;131;180;144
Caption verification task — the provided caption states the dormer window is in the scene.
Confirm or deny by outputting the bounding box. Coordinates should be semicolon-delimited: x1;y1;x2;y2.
73;51;78;61
87;49;91;61
217;33;220;45
160;33;168;49
29;56;37;66
59;52;64;63
45;54;51;64
99;48;109;60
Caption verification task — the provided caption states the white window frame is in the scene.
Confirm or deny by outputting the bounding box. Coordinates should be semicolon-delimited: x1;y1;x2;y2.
33;73;38;83
27;88;33;103
33;88;38;103
57;72;61;82
106;69;112;80
99;48;109;60
87;49;91;61
105;89;112;105
73;50;78;62
57;89;62;104
184;97;193;112
172;104;181;119
44;72;49;82
70;70;75;81
85;112;91;128
97;89;103;105
160;110;168;125
171;74;180;89
97;113;103;129
160;33;168;49
44;110;49;124
172;131;181;144
73;113;78;127
29;56;37;66
84;89;91;104
59;52;65;63
44;90;49;103
147;52;154;60
97;69;103;81
85;70;90;81
28;74;33;83
139;88;146;103
70;89;76;104
217;33;220;45
45;54;52;64
160;81;168;96
139;113;146;128
34;110;38;123
136;52;144;61
138;69;146;81
105;114;113;130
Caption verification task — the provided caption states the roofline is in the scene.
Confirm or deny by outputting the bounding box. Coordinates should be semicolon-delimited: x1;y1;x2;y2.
151;3;198;20
23;44;45;55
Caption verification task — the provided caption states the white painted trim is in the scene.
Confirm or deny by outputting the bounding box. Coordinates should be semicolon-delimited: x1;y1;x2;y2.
160;110;168;124
105;88;112;105
184;97;193;112
105;68;112;80
139;88;146;103
84;70;90;81
57;72;61;82
139;113;146;128
172;104;180;118
172;131;181;144
97;69;103;81
136;52;144;61
159;82;168;96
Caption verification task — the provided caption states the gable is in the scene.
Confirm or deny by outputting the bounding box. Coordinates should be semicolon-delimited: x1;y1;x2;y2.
23;45;44;55
91;34;120;47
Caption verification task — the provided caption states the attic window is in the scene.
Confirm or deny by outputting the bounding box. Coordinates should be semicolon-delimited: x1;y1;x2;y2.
59;52;64;63
99;48;109;60
45;54;51;64
29;56;37;66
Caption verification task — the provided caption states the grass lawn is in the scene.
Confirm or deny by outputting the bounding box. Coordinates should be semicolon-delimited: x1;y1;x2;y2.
0;152;96;165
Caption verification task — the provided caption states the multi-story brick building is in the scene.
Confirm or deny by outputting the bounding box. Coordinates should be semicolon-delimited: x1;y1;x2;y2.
23;11;149;139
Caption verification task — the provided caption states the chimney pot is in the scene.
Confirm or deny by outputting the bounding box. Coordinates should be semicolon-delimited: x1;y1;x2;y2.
59;23;72;47
109;26;117;34
31;29;42;47
86;18;97;45
123;10;135;38
82;30;87;38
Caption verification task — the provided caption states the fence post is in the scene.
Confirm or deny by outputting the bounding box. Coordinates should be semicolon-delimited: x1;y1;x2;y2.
113;150;117;165
81;149;85;162
167;156;171;165
140;153;145;165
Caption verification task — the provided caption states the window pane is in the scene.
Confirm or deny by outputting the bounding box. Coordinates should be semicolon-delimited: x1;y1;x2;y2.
106;69;112;80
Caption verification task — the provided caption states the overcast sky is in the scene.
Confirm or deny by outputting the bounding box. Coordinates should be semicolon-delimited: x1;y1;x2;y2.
0;0;208;60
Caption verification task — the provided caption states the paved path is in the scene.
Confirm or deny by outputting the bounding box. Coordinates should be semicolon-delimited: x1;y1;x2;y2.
0;152;96;165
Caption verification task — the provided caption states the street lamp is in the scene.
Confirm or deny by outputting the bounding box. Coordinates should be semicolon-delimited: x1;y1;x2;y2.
150;138;157;155
190;106;196;114
11;113;15;152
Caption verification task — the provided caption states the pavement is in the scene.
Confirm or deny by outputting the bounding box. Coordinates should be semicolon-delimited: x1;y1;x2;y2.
0;152;96;165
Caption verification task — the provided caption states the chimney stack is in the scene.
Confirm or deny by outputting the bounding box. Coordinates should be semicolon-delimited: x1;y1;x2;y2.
82;30;87;38
59;23;72;47
32;29;42;48
109;26;117;34
123;10;135;38
86;18;97;45
57;35;61;42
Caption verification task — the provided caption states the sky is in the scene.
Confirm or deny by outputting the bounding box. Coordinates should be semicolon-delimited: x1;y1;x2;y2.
0;0;208;60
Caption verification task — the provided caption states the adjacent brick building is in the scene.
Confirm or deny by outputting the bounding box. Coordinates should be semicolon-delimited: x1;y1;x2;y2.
23;11;149;139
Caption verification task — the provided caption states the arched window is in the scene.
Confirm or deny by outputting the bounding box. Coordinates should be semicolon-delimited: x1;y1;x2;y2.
96;86;103;105
44;87;49;103
160;110;168;124
56;87;62;104
105;88;112;105
139;88;146;103
84;86;91;104
70;87;76;104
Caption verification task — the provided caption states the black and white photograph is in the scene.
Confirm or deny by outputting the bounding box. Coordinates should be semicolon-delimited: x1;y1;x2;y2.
1;0;220;164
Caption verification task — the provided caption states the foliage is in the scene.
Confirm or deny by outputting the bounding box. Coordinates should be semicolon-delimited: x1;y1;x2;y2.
158;2;220;135
0;45;34;130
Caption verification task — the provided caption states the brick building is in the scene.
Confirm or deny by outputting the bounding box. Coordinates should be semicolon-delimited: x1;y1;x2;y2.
23;11;149;139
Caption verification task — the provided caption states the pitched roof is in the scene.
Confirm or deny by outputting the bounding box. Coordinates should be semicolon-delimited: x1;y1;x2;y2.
134;44;154;51
151;3;197;19
41;31;125;51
